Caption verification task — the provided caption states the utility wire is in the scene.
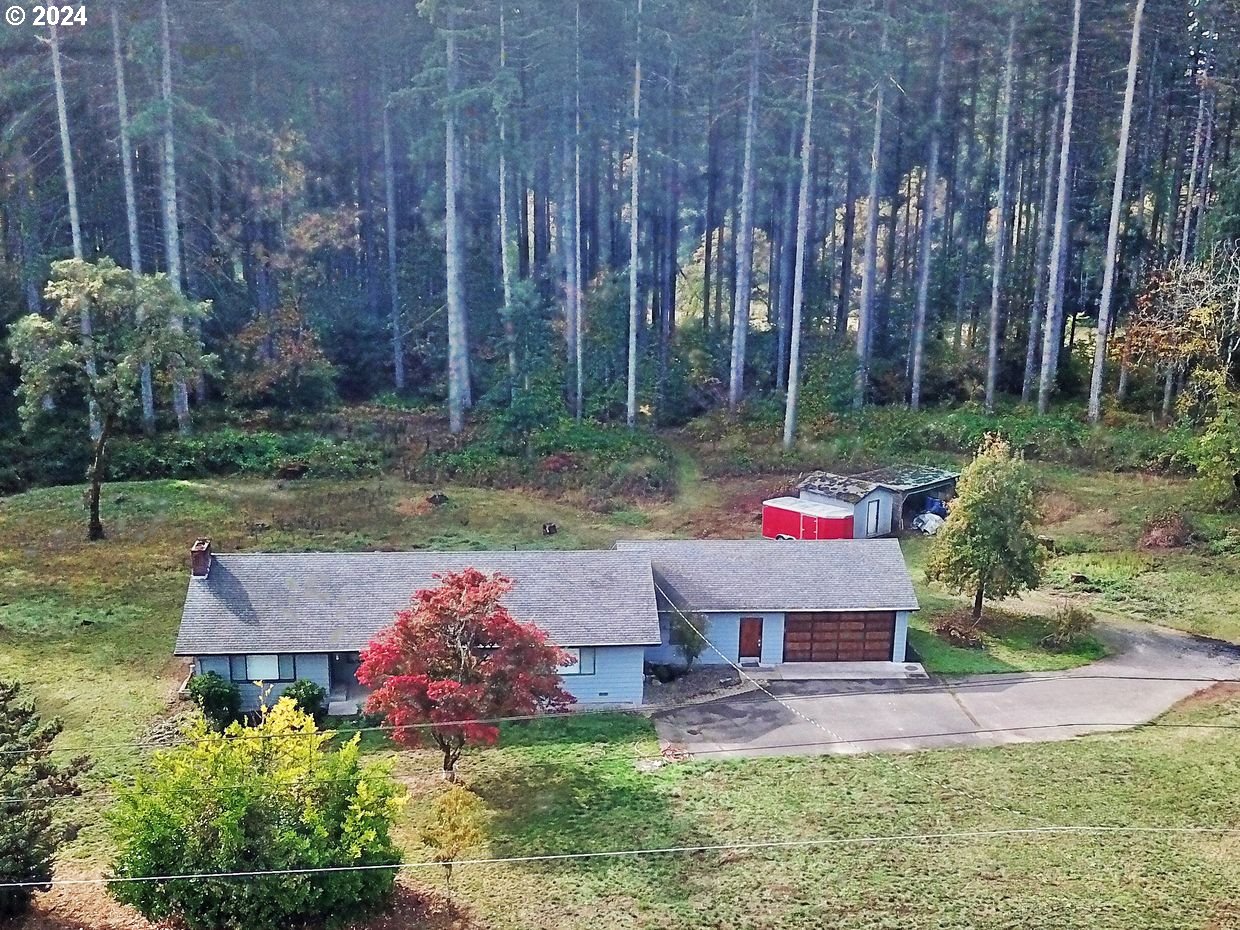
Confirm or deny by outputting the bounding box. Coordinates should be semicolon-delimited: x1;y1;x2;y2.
3;670;1236;759
648;582;1054;827
1;825;1236;891
3;717;1240;808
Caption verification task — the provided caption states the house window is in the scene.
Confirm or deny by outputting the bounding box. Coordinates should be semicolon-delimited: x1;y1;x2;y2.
559;647;596;676
229;654;296;682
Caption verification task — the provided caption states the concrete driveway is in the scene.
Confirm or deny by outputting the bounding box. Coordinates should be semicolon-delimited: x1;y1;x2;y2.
651;621;1240;759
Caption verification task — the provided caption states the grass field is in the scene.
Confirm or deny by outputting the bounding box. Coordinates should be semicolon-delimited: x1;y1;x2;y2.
1;457;1239;927
352;691;1240;930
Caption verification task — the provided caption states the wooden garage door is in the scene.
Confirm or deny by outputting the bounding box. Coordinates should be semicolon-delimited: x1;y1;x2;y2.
783;612;895;662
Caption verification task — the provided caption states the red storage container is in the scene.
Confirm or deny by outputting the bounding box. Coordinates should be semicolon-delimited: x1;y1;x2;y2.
761;497;854;540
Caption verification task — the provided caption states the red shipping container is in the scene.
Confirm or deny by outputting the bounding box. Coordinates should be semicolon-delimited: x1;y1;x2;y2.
761;497;854;540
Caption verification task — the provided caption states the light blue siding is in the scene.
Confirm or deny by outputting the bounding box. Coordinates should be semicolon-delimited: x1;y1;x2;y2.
893;610;910;662
194;653;331;713
560;645;646;706
851;490;895;538
759;614;786;665
693;612;784;666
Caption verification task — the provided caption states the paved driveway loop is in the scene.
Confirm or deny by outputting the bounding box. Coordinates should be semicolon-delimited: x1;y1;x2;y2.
652;622;1240;759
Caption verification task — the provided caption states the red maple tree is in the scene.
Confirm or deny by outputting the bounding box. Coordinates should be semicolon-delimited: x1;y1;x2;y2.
357;568;576;778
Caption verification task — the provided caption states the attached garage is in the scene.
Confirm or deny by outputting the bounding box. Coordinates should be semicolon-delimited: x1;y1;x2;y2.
616;539;919;670
783;611;896;662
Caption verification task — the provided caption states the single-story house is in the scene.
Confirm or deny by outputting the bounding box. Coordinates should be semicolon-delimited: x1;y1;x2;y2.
176;536;920;711
796;464;959;536
616;539;918;667
175;541;661;710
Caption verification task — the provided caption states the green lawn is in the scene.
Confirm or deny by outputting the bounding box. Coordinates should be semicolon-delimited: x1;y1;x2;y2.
373;693;1240;930
2;466;1239;926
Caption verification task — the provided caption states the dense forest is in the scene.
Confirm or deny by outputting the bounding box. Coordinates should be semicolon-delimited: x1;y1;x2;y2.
1;0;1239;484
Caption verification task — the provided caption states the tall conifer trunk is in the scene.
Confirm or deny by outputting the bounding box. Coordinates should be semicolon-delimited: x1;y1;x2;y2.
1089;0;1145;423
383;77;407;391
782;0;822;449
984;17;1017;413
910;23;948;411
50;22;100;439
111;5;155;434
626;0;643;428
444;4;471;434
159;0;192;433
1037;0;1082;414
728;0;760;411
853;13;889;409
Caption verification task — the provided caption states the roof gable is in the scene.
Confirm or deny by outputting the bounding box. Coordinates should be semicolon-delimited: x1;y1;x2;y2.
175;550;661;656
614;539;919;614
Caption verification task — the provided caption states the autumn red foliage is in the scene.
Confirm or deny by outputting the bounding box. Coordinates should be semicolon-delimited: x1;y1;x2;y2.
357;568;576;776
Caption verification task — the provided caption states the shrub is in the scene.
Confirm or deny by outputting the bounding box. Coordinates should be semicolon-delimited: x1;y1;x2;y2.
1139;511;1195;550
106;429;383;481
228;302;338;412
186;672;241;731
1042;604;1098;650
282;678;328;725
415;413;677;498
932;611;985;648
669;612;710;669
0;681;87;918
109;698;403;930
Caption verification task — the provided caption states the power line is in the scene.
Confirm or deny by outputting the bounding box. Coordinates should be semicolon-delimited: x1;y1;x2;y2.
3;717;1239;808
2;824;1236;891
648;583;1052;827
2;669;1236;758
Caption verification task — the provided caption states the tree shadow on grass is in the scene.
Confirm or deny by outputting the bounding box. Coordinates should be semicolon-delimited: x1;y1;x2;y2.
467;714;711;909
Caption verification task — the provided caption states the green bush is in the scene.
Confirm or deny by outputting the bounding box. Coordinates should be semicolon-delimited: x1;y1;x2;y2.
1042;604;1098;650
109;699;403;930
186;672;242;731
282;679;328;725
106;429;383;481
416;409;678;498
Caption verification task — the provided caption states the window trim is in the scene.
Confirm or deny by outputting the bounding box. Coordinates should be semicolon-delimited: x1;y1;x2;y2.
558;646;596;676
229;653;299;683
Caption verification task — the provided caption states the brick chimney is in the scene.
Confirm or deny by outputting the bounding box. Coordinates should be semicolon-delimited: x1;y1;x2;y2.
190;538;212;579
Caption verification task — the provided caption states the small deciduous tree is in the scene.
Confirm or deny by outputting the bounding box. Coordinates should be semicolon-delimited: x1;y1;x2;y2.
357;568;575;779
1184;374;1240;506
670;611;709;669
0;680;87;918
108;698;403;930
8;258;208;540
926;435;1047;623
420;785;486;891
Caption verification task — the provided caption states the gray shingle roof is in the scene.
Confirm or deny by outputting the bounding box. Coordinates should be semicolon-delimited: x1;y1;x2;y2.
175;550;661;656
614;539;919;613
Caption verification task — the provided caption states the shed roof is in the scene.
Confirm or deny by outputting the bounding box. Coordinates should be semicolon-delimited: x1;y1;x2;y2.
175;550;661;656
614;539;919;614
795;472;883;503
762;496;853;519
855;464;960;492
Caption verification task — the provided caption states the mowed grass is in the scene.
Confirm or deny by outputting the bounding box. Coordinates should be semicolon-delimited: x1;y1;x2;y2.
367;691;1240;930
0;477;634;759
1033;466;1240;643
